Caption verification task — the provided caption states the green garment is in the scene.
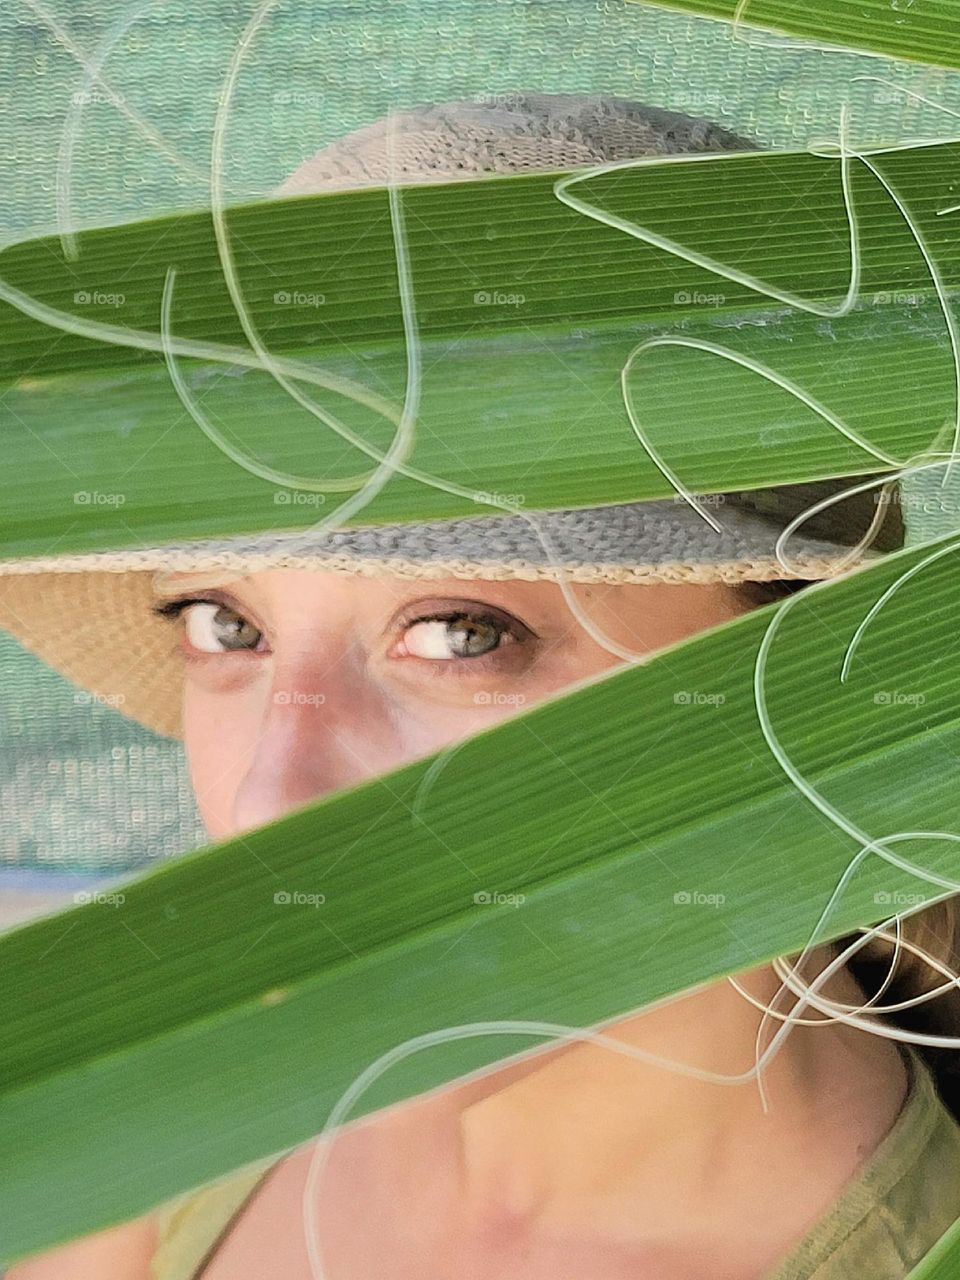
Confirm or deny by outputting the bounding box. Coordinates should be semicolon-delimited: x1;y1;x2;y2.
150;1047;960;1280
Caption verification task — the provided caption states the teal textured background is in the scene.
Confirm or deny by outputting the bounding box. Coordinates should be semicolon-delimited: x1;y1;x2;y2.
2;0;959;913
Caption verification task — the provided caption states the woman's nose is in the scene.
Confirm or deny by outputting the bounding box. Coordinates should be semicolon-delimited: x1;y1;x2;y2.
229;671;400;835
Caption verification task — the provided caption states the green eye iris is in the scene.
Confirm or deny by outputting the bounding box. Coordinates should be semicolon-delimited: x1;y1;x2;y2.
445;616;501;656
403;614;505;660
186;603;261;653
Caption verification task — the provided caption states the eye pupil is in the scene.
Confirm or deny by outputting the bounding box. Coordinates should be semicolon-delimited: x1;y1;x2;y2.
213;605;260;650
447;617;499;656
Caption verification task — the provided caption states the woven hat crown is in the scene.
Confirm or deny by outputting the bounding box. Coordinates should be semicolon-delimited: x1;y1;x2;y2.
0;92;904;741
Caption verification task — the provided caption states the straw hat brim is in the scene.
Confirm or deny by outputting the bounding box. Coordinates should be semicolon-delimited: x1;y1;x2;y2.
0;490;896;740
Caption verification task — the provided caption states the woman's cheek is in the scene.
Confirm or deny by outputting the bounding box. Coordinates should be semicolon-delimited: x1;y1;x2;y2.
182;682;264;839
392;665;582;754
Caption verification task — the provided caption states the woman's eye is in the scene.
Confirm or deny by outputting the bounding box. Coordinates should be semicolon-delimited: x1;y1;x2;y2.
183;602;262;654
400;613;507;660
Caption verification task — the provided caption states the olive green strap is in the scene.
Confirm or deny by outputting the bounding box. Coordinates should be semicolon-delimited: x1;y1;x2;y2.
151;1157;278;1280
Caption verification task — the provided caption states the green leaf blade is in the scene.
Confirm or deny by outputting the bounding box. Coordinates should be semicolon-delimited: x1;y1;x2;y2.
3;536;960;1260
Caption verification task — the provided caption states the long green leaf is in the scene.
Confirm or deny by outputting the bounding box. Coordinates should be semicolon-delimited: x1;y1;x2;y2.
2;530;960;1262
636;0;960;69
909;1215;960;1278
1;142;957;558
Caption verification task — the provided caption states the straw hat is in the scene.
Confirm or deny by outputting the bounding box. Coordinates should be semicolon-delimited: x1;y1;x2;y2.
0;93;904;741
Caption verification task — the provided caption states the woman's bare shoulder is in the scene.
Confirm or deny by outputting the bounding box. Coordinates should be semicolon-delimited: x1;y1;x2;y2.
4;1211;159;1280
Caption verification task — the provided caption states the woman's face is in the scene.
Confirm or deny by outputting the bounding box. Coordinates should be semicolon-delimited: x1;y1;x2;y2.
156;571;751;840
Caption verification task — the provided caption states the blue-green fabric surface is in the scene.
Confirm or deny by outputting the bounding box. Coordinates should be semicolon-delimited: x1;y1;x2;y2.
3;0;960;920
5;0;960;245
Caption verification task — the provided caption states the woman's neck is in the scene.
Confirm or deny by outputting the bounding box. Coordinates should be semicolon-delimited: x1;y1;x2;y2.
451;954;909;1275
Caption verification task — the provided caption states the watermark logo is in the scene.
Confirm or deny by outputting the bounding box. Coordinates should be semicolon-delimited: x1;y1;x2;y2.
473;691;527;707
874;890;927;906
274;490;326;507
473;890;526;908
474;289;526;307
74;289;125;307
273;889;326;907
74;890;126;907
273;90;326;108
74;490;126;507
672;90;734;113
673;690;726;707
872;290;926;306
673;890;725;907
472;490;526;508
671;493;726;507
73;691;126;708
71;89;125;107
873;690;926;706
473;91;526;109
871;88;907;107
273;289;326;307
876;488;960;517
273;690;326;707
674;289;725;307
